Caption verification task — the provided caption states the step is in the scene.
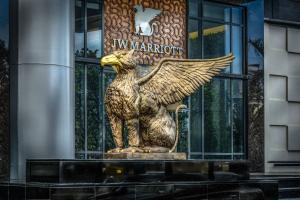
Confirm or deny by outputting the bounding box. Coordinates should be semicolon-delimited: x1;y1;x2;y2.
26;159;250;183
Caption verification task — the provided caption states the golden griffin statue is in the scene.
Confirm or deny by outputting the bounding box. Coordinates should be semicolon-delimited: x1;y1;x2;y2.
101;50;234;154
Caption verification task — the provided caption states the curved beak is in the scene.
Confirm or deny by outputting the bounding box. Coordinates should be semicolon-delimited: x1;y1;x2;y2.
100;54;121;67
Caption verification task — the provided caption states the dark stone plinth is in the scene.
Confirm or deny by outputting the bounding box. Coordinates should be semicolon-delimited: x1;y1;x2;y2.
104;152;187;160
26;159;250;183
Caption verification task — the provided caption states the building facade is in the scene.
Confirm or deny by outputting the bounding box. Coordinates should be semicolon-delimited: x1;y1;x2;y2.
1;0;299;181
264;0;300;173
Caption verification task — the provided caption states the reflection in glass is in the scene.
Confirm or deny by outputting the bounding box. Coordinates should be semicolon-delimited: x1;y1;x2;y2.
75;0;84;57
87;0;102;58
232;7;243;24
75;63;85;153
87;65;102;151
103;70;116;152
177;98;189;153
203;22;230;58
203;2;230;22
232;80;244;154
188;0;199;17
203;22;230;73
190;90;202;153
204;78;231;153
232;26;243;74
188;19;201;59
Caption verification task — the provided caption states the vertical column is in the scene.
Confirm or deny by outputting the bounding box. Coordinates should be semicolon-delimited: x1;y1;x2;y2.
10;0;75;180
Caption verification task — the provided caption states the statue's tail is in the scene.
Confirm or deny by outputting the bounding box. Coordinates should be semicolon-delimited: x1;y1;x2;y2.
150;22;158;36
169;104;187;153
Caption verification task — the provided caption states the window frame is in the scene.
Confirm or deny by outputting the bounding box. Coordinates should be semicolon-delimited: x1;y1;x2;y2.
187;0;248;160
75;0;104;63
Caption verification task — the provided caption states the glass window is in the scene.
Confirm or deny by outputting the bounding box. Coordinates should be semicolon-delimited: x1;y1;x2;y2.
232;26;243;74
75;63;85;153
190;90;203;153
75;0;103;58
187;0;246;160
189;0;200;18
204;78;231;153
203;22;230;58
232;80;244;154
103;70;116;152
75;0;85;57
203;2;230;22
87;64;102;151
87;0;102;58
75;0;104;158
188;19;202;59
203;22;230;73
232;7;243;24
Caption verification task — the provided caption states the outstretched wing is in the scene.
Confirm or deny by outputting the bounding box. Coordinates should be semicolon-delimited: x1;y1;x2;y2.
138;54;234;106
144;8;161;21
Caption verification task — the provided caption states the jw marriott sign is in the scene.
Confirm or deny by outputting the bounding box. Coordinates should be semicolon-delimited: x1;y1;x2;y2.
112;39;184;56
104;0;186;64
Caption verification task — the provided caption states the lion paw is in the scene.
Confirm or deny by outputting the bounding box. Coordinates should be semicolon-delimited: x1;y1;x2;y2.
107;147;123;153
120;147;144;153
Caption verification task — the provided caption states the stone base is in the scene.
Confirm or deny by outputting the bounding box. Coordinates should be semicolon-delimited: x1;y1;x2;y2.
104;152;187;160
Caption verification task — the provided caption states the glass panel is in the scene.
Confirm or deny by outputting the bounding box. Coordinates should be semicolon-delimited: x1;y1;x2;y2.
75;153;85;159
87;0;102;58
103;70;116;152
87;64;102;151
232;7;243;24
189;0;199;17
190;154;203;159
203;2;230;22
232;80;244;153
204;78;231;153
233;154;245;160
75;0;85;57
232;26;243;74
188;19;202;59
190;90;202;153
203;22;230;73
75;63;85;152
177;98;189;153
0;0;9;47
87;153;102;159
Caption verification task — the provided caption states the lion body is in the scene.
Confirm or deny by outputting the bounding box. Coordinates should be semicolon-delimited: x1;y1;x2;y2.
105;70;176;150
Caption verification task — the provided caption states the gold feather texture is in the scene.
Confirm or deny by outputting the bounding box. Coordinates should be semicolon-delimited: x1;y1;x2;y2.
139;53;235;106
101;50;234;153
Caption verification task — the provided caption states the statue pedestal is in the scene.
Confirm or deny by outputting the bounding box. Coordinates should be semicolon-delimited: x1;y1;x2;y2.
104;152;187;160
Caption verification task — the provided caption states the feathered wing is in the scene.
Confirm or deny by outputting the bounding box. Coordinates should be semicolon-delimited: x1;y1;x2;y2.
138;54;234;106
144;8;161;21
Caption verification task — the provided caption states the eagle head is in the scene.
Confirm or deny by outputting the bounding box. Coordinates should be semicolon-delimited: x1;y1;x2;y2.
100;50;136;73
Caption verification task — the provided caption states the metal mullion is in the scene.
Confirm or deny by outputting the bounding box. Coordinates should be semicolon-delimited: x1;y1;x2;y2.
84;0;87;58
84;64;88;159
230;79;234;160
102;69;106;157
229;11;236;157
101;0;104;56
243;7;248;159
188;96;191;159
200;0;205;160
98;65;102;156
75;57;100;64
230;7;233;74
